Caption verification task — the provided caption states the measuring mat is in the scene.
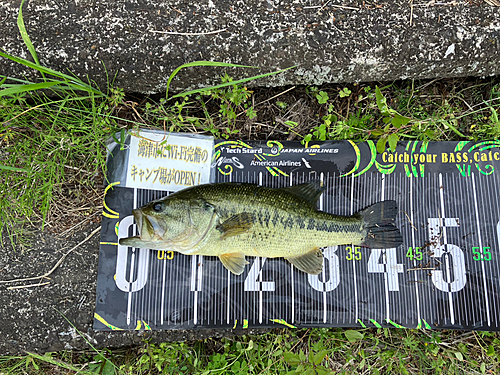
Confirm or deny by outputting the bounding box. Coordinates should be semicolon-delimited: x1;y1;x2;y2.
95;138;500;331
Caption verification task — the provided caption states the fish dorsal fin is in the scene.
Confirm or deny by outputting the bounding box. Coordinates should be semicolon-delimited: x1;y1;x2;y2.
281;180;325;206
219;253;249;275
285;248;324;275
216;212;254;239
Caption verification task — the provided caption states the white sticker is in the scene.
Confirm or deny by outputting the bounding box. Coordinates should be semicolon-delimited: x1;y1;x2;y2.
126;130;213;191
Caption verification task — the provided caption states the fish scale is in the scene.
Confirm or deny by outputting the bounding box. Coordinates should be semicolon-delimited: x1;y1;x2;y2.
119;181;403;275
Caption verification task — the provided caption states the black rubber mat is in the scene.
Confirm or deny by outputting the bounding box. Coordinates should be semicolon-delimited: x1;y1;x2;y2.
95;139;500;331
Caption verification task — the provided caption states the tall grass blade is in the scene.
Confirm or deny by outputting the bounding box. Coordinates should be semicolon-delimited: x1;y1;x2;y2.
166;61;256;99
170;65;296;100
0;165;30;172
0;75;36;86
17;0;40;67
0;50;105;96
441;119;467;138
0;81;60;97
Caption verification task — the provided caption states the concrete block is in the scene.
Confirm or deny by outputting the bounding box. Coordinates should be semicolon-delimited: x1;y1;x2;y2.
0;0;499;94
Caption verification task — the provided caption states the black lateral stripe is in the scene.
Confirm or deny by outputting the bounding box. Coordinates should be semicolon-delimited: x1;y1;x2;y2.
295;216;306;229
280;215;295;229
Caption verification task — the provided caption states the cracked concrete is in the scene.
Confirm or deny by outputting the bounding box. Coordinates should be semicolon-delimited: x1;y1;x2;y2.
0;0;499;94
0;225;268;354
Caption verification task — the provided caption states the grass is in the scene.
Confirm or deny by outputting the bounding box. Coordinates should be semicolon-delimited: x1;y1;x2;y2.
2;1;500;374
1;329;499;374
0;84;117;247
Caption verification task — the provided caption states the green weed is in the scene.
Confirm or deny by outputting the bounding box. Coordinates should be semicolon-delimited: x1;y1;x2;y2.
339;88;352;98
283;349;332;375
0;88;116;247
198;73;255;139
316;91;329;104
298;80;499;151
2;329;499;374
276;101;289;110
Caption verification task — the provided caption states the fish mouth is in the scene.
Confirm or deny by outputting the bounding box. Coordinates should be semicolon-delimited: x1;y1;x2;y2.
132;209;144;237
133;209;165;241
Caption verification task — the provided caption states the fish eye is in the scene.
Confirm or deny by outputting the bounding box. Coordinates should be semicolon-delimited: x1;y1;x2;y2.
153;203;163;212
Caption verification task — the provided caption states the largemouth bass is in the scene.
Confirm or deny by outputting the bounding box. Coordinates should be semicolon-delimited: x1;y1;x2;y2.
119;181;403;275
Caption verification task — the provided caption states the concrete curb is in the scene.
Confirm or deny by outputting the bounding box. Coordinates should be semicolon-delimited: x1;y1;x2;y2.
1;0;499;94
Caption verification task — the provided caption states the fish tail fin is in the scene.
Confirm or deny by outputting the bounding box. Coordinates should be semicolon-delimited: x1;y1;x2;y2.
359;200;403;248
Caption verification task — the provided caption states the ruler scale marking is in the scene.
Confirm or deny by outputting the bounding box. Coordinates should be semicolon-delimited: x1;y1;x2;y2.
485;172;500;325
290;172;295;324
463;174;479;326
472;173;492;327
350;173;358;323
439;173;455;324
410;175;422;326
457;174;469;326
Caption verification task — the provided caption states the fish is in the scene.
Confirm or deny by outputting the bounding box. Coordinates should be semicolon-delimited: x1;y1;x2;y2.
119;181;403;275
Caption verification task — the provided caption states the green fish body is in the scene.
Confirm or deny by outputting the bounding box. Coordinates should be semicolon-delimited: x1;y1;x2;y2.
119;181;403;275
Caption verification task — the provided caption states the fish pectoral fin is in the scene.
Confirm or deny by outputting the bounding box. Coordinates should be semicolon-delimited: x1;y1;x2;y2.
286;248;324;275
216;213;254;239
219;253;249;275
